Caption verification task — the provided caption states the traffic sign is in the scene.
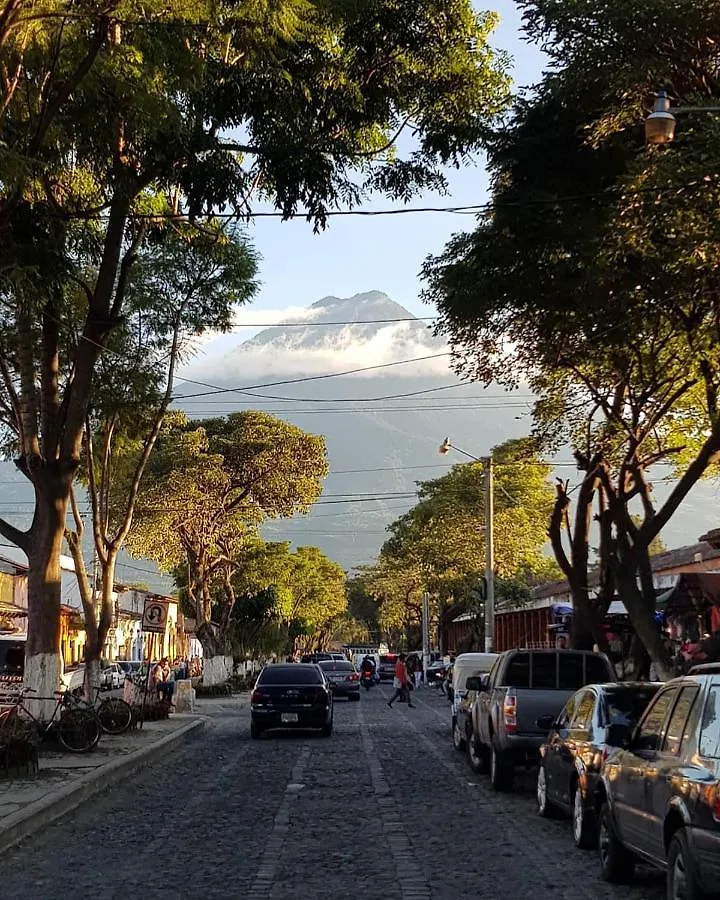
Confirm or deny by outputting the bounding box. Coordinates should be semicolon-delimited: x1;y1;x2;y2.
142;598;169;634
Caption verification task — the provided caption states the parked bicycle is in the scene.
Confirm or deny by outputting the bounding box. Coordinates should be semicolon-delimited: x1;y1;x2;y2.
69;684;133;735
10;688;101;753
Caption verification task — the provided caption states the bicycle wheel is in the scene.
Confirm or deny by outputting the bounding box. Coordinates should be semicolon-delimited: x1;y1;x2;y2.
56;709;101;753
97;697;133;735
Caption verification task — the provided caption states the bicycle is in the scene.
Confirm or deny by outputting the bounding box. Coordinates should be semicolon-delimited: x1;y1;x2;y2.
12;688;102;753
69;684;133;735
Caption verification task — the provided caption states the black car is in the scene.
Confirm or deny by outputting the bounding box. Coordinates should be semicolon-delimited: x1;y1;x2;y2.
536;682;660;848
318;660;360;700
250;664;333;738
378;654;398;681
596;666;720;897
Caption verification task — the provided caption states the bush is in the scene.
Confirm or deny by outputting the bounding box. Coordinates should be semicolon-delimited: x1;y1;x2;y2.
195;682;232;697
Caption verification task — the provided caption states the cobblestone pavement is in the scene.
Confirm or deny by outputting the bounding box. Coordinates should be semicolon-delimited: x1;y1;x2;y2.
0;687;666;900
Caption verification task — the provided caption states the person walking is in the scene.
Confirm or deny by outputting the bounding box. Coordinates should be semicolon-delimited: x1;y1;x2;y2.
387;654;415;708
413;657;422;690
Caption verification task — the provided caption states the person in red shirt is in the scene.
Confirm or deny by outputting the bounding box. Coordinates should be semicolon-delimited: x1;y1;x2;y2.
387;654;414;708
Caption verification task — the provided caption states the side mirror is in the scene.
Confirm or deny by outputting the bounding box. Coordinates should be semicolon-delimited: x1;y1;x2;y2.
606;722;632;749
536;714;556;731
465;676;481;692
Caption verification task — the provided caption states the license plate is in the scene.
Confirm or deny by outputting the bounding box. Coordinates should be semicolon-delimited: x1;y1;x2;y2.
281;713;299;723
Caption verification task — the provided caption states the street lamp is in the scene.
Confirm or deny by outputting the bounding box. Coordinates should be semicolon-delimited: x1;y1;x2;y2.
439;438;495;652
645;89;720;145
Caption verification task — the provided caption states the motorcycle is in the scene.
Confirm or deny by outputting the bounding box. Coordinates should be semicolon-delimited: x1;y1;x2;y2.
360;670;375;691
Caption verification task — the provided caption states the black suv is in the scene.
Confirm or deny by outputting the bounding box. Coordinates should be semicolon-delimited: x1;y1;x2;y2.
597;665;720;898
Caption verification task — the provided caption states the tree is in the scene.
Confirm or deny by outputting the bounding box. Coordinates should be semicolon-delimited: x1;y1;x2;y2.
63;223;257;695
125;412;328;680
0;0;510;699
423;0;720;677
366;437;559;648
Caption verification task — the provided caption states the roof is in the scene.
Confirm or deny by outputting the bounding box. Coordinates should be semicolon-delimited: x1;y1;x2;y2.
529;540;720;603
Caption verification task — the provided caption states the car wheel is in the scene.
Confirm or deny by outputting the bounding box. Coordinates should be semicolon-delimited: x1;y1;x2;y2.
321;720;333;737
598;803;636;884
489;744;513;792
467;733;488;773
667;828;708;900
452;718;466;751
572;784;597;849
250;721;263;740
537;764;558;818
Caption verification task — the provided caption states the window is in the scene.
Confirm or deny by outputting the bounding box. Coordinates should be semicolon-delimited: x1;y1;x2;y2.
487;658;501;688
663;687;699;755
571;691;597;732
532;653;558;689
700;685;720;759
505;653;530;688
258;666;322;685
586;655;614;684
602;686;660;729
634;688;679;753
556;692;580;731
319;661;353;672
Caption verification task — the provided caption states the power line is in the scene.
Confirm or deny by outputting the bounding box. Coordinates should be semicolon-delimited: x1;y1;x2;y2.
232;317;438;327
174;384;510;404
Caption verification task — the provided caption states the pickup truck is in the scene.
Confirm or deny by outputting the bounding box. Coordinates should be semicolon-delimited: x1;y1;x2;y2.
468;648;616;791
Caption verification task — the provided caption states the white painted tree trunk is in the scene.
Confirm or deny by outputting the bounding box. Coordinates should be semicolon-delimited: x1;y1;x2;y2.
24;652;63;721
202;655;232;686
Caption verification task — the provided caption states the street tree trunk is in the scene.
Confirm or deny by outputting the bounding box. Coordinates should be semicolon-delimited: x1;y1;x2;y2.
24;472;72;719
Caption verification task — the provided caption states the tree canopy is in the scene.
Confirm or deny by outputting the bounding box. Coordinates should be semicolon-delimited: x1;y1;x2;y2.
422;0;720;674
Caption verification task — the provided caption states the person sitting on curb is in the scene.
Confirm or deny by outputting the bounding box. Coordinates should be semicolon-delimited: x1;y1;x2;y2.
152;657;175;707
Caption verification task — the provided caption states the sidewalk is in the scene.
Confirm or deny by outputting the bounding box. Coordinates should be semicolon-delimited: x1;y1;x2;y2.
0;713;205;853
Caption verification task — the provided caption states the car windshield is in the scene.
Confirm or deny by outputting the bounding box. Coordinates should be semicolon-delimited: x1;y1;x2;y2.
603;686;661;727
258;666;322;685
319;661;353;672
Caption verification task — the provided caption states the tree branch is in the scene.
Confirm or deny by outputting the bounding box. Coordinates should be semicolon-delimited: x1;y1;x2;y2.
0;516;29;552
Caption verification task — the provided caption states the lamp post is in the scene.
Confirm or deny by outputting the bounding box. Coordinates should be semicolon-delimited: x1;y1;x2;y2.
438;438;494;652
645;89;720;145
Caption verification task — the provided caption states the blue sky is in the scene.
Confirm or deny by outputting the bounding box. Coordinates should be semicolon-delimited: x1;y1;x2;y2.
208;2;546;337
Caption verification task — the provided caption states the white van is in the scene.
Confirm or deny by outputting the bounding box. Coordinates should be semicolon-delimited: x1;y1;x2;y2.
450;652;498;717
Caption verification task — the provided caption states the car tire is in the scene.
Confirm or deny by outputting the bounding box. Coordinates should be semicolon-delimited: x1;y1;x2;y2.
572;784;597;850
321;720;333;737
250;721;263;740
667;828;708;900
452;717;466;751
536;763;559;818
598;803;636;884
467;732;488;773
489;743;513;792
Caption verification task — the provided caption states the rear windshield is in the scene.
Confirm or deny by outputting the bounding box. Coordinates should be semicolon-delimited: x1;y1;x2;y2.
0;641;24;677
504;652;610;690
319;661;353;672
258;666;322;685
380;655;397;664
602;686;661;728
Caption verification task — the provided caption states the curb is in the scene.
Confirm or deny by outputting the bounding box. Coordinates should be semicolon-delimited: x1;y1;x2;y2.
0;716;206;854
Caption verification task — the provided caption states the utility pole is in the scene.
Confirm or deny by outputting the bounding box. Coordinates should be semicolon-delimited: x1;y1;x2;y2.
483;456;495;652
421;591;430;683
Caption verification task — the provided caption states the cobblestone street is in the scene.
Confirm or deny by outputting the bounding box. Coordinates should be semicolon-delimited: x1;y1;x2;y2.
0;687;666;900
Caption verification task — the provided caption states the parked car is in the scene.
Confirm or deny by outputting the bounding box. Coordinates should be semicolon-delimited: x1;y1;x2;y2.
452;652;499;751
101;663;125;690
318;660;360;700
596;664;720;897
468;649;616;790
117;661;142;678
300;652;334;664
425;660;450;686
250;664;333;738
378;654;398;682
536;682;660;848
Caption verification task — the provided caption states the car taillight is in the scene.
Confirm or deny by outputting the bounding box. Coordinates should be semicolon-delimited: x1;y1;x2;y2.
316;687;329;702
349;673;359;681
503;692;517;733
251;690;266;704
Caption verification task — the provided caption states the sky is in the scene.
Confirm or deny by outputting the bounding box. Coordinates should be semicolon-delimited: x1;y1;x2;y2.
183;1;546;365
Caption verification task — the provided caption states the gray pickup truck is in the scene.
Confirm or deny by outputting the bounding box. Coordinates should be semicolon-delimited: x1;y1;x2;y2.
468;649;616;791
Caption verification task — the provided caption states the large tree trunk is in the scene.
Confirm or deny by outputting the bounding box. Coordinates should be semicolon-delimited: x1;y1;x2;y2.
614;557;672;681
25;476;70;719
83;552;117;699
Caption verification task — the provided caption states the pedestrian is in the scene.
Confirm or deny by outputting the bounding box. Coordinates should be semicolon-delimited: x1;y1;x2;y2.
387;654;415;708
152;657;175;706
413;657;422;690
